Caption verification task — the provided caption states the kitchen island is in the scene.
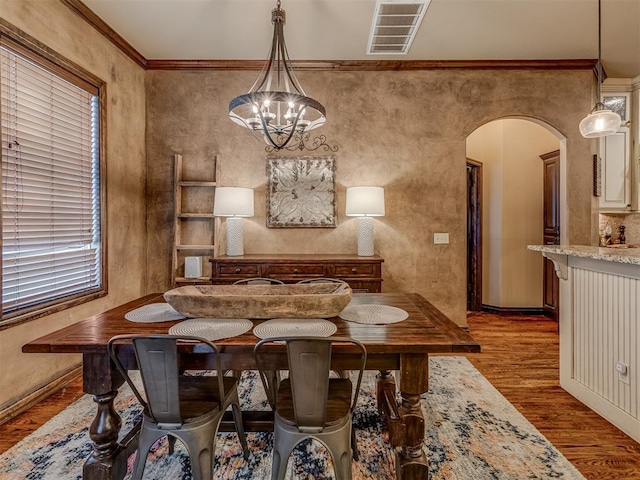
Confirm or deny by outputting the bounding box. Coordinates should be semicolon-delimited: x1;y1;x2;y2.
528;245;639;442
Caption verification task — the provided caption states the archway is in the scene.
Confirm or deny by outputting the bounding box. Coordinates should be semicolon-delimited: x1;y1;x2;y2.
465;117;566;314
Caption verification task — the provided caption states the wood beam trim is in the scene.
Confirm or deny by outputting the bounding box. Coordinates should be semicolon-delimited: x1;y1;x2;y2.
60;0;147;68
146;59;598;71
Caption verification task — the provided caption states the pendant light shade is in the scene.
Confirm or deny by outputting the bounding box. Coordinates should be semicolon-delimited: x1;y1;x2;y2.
229;0;326;151
579;0;621;138
579;104;621;138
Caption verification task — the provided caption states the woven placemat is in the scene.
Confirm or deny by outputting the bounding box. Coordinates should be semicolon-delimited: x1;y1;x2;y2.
253;318;337;340
168;318;253;341
124;303;186;323
338;304;408;325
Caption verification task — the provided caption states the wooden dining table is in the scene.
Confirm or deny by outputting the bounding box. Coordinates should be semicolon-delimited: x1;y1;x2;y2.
23;292;480;480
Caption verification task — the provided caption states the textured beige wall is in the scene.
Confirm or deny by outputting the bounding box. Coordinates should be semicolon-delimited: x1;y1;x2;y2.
147;68;595;326
0;1;147;408
502;120;558;307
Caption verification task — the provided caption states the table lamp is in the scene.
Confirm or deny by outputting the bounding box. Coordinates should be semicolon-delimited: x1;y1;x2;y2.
213;187;254;256
346;186;385;257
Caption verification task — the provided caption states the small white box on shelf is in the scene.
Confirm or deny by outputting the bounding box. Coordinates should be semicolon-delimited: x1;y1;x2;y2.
184;256;203;278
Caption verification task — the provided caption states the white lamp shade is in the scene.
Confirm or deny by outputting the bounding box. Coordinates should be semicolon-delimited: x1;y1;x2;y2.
346;186;385;216
214;187;254;217
579;109;621;138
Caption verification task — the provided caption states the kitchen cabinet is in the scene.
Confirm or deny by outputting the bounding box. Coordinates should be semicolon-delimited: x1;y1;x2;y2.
632;85;640;211
598;125;631;210
599;86;638;211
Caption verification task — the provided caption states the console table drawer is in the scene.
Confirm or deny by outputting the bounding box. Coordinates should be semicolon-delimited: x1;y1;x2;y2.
334;263;378;277
217;264;260;277
210;255;383;293
266;264;326;277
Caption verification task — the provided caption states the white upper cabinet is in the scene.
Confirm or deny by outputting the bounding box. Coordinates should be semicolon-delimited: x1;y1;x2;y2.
632;85;640;211
599;124;631;210
599;85;635;211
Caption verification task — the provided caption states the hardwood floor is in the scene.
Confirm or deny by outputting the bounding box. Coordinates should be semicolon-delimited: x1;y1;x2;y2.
1;312;639;479
465;312;640;480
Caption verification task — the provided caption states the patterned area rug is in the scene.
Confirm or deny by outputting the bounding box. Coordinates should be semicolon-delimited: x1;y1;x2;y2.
0;357;585;479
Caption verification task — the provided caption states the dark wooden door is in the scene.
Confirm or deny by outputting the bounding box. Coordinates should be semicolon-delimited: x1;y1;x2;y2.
467;159;482;311
540;150;560;320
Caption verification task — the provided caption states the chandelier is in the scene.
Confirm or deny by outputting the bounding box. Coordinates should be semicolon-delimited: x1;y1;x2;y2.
578;0;621;138
229;0;326;151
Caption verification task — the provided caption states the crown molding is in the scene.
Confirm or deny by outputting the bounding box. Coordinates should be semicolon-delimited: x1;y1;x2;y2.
60;0;146;68
145;59;598;72
60;1;596;73
602;78;634;92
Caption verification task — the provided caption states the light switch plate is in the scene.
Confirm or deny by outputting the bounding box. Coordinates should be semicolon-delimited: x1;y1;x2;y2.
434;233;449;244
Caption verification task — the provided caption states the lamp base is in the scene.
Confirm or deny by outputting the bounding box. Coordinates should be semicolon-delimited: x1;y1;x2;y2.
356;216;375;257
226;217;244;256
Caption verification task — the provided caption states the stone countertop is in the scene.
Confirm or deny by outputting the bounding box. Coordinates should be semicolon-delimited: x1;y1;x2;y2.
528;245;640;265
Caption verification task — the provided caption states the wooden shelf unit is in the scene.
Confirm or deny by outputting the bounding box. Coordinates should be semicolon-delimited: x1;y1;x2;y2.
172;154;219;286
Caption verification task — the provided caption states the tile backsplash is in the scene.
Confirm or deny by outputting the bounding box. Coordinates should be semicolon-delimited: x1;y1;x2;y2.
599;213;640;245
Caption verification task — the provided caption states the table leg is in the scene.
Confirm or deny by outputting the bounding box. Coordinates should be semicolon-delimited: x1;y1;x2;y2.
82;353;128;480
83;390;123;479
376;354;430;480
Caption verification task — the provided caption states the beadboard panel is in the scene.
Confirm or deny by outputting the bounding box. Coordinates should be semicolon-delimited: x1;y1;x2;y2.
573;267;639;418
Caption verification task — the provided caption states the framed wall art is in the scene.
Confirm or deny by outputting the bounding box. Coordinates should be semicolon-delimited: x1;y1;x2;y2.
266;156;337;228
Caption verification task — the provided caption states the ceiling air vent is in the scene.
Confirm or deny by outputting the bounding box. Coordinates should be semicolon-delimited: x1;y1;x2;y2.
367;0;431;55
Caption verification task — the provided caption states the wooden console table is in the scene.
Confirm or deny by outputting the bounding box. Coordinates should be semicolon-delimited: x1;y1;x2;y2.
210;254;383;293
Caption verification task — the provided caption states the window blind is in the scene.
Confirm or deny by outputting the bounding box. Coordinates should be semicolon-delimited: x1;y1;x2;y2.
1;44;102;315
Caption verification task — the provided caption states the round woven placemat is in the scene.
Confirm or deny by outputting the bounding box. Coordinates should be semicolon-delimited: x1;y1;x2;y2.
338;304;408;325
253;318;337;340
168;318;253;341
124;303;186;323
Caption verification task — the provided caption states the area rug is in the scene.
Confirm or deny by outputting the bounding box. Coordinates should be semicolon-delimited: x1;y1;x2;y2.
0;357;585;479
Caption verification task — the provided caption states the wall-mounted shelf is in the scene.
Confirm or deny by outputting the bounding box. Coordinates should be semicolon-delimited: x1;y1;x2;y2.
179;181;217;187
172;154;219;286
177;213;216;219
174;276;211;284
175;244;215;250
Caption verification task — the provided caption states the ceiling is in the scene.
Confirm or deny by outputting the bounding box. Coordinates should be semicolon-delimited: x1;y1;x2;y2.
82;0;640;78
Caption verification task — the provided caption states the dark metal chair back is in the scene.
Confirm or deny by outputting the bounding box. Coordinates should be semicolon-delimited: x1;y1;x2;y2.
233;277;285;285
108;335;225;426
295;278;347;285
255;336;367;430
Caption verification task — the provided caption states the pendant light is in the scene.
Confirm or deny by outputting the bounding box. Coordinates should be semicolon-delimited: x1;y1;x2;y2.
579;0;621;138
228;0;326;151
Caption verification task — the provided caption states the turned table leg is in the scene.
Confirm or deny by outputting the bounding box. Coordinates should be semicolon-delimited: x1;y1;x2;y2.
83;390;123;480
376;354;430;480
81;352;127;480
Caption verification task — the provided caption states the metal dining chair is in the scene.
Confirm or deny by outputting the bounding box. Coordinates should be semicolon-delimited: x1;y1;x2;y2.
297;277;352;379
108;334;249;480
254;336;367;480
233;277;285;285
295;277;347;285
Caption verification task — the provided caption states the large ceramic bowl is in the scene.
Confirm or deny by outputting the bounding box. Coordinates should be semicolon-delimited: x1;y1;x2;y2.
163;282;353;319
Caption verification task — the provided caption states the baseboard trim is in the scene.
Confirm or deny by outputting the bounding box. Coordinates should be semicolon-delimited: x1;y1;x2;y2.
0;365;82;425
480;304;549;317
